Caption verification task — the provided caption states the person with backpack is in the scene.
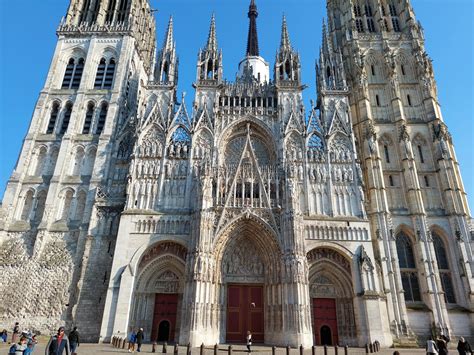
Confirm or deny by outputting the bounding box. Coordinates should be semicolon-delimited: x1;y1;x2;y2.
8;335;28;355
128;330;137;352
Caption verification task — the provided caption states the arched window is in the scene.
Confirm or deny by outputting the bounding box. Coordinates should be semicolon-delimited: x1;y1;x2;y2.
21;190;34;221
95;103;108;135
105;0;117;23
384;145;390;163
47;147;59;175
60;102;73;135
83;102;95;134
62;59;75;89
72;147;85;176
71;58;84;89
117;0;129;22
433;233;456;304
75;191;87;221
46;101;60;134
365;3;376;32
79;0;92;23
60;190;74;221
91;0;100;23
396;233;421;302
94;58;107;89
33;190;47;223
83;148;96;176
104;58;116;89
33;146;47;176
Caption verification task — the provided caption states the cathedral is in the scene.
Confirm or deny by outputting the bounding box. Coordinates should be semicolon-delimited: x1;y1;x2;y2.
0;0;472;348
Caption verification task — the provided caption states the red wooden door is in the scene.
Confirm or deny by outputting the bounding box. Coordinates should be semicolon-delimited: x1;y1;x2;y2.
313;298;338;345
226;285;264;343
151;294;178;342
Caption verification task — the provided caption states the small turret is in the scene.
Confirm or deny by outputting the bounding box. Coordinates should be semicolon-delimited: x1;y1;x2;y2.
316;20;347;93
274;16;301;85
154;16;178;85
196;14;223;85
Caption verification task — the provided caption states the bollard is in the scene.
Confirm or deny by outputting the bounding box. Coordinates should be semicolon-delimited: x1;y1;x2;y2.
286;345;290;355
300;344;304;355
369;343;373;353
344;345;349;355
311;345;316;355
187;343;191;355
323;345;328;355
228;345;233;355
151;341;156;353
122;339;126;349
174;344;179;355
200;343;204;355
272;346;276;355
334;345;338;355
365;343;369;354
214;344;218;355
163;341;168;353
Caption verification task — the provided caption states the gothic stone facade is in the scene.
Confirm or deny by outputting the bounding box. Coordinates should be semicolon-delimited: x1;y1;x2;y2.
0;0;473;348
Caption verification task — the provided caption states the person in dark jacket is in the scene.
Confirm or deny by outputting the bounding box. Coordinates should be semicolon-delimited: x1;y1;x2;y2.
136;328;144;352
68;327;79;353
11;322;20;344
457;337;472;355
437;335;449;355
46;326;70;355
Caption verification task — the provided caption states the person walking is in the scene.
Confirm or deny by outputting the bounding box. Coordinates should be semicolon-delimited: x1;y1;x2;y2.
246;331;252;353
136;328;144;353
46;326;71;355
68;327;80;354
128;330;137;353
437;335;449;355
426;336;439;355
11;322;20;344
1;329;7;343
457;337;473;355
8;335;28;355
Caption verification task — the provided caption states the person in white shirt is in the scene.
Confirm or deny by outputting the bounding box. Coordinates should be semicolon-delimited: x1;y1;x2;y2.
426;337;439;355
246;331;252;353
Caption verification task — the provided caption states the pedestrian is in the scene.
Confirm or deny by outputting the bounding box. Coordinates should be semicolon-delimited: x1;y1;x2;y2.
24;334;38;354
136;328;144;353
46;326;71;355
128;330;137;353
437;335;448;355
426;336;439;355
457;337;472;355
11;322;20;344
246;331;252;353
1;329;7;342
8;335;28;355
69;327;80;354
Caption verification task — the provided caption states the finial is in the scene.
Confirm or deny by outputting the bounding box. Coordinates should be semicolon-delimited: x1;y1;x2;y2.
246;0;259;56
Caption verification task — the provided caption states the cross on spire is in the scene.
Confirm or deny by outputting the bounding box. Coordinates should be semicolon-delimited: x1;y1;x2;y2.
246;0;260;56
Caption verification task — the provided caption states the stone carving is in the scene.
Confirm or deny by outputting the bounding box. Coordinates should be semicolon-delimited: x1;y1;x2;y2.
154;270;180;293
307;248;351;273
223;237;264;281
139;242;187;269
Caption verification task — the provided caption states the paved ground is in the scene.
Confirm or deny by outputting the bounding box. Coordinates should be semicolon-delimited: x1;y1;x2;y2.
0;343;426;354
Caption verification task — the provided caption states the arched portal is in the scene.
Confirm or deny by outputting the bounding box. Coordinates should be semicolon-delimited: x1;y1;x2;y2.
129;241;187;342
307;247;357;346
215;215;281;344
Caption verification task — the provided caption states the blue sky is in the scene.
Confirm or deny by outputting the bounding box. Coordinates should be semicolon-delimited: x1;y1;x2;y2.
0;0;473;206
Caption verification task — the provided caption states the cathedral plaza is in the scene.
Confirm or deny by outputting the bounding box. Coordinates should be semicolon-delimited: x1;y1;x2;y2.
0;0;472;350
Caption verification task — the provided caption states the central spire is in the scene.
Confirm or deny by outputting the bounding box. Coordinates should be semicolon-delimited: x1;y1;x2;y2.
246;0;260;56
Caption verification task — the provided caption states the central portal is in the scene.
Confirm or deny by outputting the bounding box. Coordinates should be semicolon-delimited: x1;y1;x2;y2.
226;284;264;343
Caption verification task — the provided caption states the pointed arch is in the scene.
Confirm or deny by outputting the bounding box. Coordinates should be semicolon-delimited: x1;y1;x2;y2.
395;229;421;302
33;189;47;223
430;226;456;304
20;189;35;221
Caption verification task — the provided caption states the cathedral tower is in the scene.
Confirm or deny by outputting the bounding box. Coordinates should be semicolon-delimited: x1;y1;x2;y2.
323;0;473;343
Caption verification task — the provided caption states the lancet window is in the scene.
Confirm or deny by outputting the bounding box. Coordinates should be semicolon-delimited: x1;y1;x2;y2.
46;101;60;134
62;58;85;90
396;232;421;302
432;233;456;304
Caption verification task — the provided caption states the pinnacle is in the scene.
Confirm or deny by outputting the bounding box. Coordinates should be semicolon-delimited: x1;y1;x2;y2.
163;16;174;52
280;15;291;51
206;13;218;52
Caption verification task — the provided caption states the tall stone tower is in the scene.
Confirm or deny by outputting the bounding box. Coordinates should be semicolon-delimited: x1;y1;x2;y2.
323;0;473;343
0;0;156;340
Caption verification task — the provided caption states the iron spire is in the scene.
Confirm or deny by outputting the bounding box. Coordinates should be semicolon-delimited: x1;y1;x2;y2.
246;0;259;56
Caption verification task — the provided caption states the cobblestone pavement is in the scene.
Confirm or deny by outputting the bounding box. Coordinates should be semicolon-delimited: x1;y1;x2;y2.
0;343;427;355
